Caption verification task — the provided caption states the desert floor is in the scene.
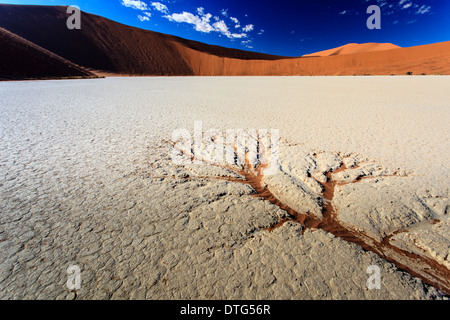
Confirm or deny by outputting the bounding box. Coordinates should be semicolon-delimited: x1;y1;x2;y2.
0;76;449;299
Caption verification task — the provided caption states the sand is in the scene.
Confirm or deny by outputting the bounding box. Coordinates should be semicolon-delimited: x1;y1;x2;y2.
174;41;450;76
302;43;401;57
0;76;448;299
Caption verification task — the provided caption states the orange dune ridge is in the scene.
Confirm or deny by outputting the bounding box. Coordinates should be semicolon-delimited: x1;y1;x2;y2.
174;41;450;76
302;43;401;57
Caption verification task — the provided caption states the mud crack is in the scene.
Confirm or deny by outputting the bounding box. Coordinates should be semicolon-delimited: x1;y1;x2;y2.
161;138;450;295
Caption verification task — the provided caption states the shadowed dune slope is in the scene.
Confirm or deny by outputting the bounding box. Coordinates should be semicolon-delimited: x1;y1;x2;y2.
1;4;449;77
0;4;193;75
0;27;95;80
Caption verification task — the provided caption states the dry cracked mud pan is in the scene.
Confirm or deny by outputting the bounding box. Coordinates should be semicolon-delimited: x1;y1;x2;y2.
1;136;449;300
122;136;450;299
1;74;449;302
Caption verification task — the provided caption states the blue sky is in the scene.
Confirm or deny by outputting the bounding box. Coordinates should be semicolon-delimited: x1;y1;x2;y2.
1;0;449;56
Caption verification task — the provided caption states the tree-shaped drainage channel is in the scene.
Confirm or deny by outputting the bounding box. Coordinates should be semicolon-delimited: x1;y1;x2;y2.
156;138;450;295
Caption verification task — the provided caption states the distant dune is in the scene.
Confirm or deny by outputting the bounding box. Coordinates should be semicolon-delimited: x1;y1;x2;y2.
174;40;450;76
302;43;401;57
1;4;449;79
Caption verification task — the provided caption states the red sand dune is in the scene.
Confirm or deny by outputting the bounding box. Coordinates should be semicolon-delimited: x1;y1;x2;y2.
175;40;450;76
1;4;449;79
302;43;401;57
0;4;287;77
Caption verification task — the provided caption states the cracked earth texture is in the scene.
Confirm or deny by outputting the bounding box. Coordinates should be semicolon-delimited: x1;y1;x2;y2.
0;76;449;299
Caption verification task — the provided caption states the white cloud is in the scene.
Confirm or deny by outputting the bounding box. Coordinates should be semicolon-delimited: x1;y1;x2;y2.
228;33;247;39
241;40;253;49
138;14;150;21
162;7;253;40
416;5;431;14
339;10;347;15
242;24;254;32
212;20;228;34
380;1;433;15
258;29;264;35
121;0;148;11
230;17;240;28
402;2;412;9
166;11;215;33
151;2;169;14
213;20;247;39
